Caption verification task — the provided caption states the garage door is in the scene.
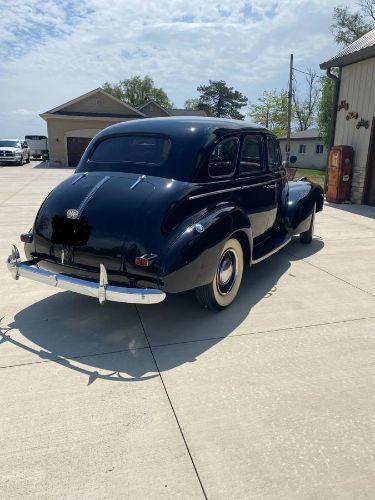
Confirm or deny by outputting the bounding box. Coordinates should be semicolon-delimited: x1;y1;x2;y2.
67;137;92;167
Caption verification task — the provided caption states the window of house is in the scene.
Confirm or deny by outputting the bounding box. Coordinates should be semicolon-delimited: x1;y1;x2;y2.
299;144;306;154
239;135;263;176
267;136;282;171
316;144;323;154
208;137;239;178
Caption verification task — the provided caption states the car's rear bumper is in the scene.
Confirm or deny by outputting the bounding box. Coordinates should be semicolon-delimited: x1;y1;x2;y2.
6;245;166;305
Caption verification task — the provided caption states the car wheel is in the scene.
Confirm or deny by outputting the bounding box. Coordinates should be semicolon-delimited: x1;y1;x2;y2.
299;203;316;244
195;238;244;311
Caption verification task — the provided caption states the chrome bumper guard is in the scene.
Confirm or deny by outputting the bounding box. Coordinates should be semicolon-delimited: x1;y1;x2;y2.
6;245;166;305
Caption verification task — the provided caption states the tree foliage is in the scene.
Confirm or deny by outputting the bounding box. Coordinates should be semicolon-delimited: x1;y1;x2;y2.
247;90;288;136
317;75;335;148
102;75;173;109
331;3;374;45
292;69;320;131
188;80;248;119
184;98;201;110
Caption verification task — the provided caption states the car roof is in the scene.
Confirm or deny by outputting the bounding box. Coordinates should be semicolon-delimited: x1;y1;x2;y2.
97;116;268;142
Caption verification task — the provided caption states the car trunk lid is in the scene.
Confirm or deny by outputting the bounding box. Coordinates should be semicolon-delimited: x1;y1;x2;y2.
33;172;155;272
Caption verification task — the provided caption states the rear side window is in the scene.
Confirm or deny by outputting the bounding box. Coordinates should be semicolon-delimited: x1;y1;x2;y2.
239;135;264;175
267;136;282;171
208;138;239;178
90;135;171;165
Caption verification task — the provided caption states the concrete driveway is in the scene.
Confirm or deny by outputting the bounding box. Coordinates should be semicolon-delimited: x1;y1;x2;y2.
1;162;375;499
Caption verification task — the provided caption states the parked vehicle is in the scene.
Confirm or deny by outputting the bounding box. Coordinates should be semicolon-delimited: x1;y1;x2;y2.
7;117;324;310
25;135;48;159
0;139;30;165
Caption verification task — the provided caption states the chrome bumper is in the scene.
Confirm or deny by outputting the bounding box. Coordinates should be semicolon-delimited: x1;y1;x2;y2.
6;245;166;305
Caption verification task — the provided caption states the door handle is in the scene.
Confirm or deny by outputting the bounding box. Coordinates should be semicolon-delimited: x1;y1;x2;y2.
264;184;277;189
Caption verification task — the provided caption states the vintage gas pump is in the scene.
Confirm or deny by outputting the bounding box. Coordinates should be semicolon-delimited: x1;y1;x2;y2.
326;145;354;203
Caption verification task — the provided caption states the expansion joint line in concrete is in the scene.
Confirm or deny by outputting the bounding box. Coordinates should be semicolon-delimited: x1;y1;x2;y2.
283;248;375;298
135;305;208;500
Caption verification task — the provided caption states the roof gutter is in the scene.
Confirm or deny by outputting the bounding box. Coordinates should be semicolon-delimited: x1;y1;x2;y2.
326;66;342;149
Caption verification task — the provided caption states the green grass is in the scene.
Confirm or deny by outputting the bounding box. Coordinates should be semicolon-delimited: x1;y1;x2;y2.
294;168;325;188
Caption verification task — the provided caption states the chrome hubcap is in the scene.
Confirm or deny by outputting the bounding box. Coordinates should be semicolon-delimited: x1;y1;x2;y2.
217;249;238;295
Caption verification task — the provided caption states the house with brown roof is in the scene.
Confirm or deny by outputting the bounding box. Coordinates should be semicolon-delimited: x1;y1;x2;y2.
320;28;375;205
40;89;206;167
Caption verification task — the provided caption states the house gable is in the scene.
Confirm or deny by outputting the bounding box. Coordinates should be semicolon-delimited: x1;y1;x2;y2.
138;100;171;117
42;88;145;119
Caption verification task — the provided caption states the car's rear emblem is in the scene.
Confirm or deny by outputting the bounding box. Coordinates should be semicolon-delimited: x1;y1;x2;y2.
66;208;79;219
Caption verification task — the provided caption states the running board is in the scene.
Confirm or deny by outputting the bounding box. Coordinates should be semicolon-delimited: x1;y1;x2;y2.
252;234;291;264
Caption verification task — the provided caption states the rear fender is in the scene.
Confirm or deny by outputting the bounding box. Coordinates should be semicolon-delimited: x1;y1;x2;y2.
282;180;324;235
159;204;252;293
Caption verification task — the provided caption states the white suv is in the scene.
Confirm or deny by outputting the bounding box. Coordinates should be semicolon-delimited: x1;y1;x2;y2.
0;139;30;165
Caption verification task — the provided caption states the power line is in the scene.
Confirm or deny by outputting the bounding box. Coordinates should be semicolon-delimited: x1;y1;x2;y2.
293;66;311;76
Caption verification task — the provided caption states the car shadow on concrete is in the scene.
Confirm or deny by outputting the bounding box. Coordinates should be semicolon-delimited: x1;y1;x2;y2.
31;161;73;170
4;238;324;384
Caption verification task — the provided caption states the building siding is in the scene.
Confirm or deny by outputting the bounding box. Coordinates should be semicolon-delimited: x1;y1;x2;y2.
46;118;129;166
63;94;139;116
334;58;375;203
139;102;170;117
278;138;327;169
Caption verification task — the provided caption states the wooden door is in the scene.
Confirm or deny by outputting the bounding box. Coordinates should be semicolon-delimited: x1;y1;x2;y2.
67;137;91;167
364;118;375;206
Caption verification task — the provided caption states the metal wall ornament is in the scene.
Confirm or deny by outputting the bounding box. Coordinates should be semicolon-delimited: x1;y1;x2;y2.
337;100;349;111
346;111;358;120
356;118;369;129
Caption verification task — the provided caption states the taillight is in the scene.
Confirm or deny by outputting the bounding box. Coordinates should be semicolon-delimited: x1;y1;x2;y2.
20;232;33;243
135;254;157;267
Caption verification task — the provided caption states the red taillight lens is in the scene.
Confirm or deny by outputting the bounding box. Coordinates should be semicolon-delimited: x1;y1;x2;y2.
20;232;33;243
135;257;151;267
135;254;157;267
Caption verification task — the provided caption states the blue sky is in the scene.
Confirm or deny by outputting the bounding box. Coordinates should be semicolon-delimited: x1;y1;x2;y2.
0;0;354;137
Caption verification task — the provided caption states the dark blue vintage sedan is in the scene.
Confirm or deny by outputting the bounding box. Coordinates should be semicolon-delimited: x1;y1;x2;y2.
7;117;323;310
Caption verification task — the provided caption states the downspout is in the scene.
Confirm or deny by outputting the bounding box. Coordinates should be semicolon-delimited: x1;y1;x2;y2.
326;66;342;149
325;66;342;192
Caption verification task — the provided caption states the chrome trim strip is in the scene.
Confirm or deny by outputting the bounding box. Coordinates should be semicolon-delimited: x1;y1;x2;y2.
190;186;242;199
189;179;276;200
252;236;291;264
77;176;110;216
71;172;87;185
6;245;165;305
130;174;146;190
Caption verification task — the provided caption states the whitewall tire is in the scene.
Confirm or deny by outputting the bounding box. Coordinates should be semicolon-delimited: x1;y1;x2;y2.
195;238;244;310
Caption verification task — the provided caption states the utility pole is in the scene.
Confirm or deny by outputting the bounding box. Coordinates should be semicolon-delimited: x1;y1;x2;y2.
286;53;293;166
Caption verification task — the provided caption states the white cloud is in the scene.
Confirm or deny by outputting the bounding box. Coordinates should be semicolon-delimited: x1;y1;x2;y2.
0;0;344;136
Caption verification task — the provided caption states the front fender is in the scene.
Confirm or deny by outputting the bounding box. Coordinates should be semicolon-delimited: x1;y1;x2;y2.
159;204;251;293
282;180;324;235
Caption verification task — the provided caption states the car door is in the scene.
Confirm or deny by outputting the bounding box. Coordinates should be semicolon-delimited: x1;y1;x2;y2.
266;135;286;228
234;133;277;239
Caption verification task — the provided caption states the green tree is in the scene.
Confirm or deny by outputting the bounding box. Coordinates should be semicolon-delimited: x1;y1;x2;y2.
184;98;201;110
317;75;336;148
248;89;288;136
192;80;248;119
102;75;173;109
331;3;374;45
292;69;320;131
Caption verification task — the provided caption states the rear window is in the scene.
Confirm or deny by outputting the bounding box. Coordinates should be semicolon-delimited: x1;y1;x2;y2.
89;135;171;166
